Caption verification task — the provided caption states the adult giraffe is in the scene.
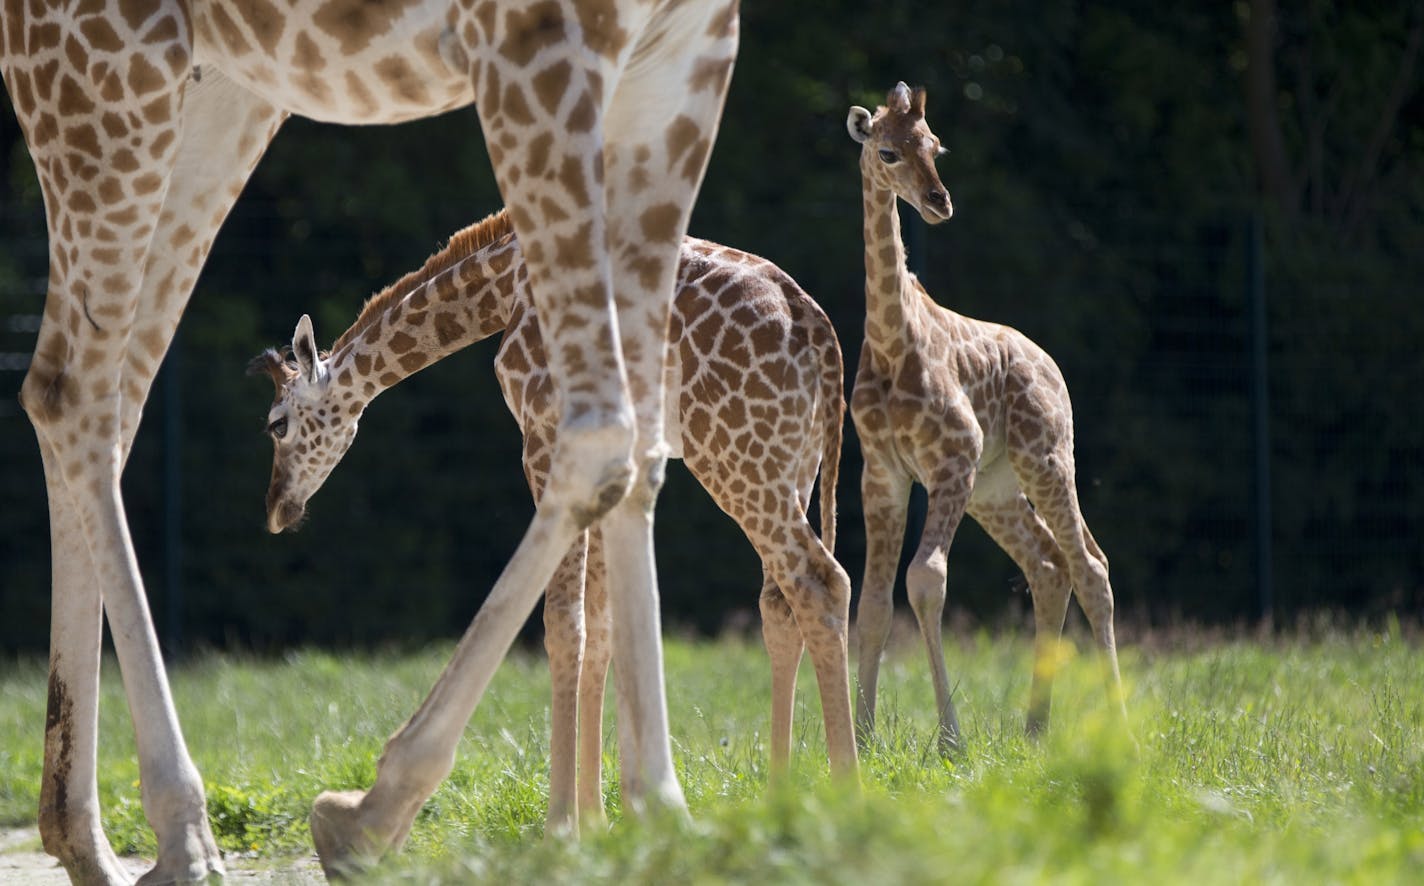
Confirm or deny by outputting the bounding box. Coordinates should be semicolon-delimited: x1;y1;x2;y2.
0;1;738;882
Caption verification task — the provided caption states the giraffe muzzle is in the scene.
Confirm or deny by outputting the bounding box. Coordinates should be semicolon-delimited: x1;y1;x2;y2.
923;189;953;222
267;498;308;534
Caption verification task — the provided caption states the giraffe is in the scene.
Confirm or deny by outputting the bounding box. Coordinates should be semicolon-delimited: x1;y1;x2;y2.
0;1;738;882
845;82;1126;755
250;208;856;832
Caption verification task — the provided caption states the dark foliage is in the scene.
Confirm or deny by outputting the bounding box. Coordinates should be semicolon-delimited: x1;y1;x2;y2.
1;1;1419;652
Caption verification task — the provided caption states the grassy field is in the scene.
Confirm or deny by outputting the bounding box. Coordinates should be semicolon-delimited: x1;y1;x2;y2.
1;620;1421;883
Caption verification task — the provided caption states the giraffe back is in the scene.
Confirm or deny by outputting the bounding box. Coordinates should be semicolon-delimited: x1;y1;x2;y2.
497;237;844;548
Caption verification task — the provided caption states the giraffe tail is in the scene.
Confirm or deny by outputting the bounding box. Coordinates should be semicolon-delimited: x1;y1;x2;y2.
814;312;846;557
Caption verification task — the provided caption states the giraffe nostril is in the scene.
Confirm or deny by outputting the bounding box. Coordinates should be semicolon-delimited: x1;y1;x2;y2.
278;500;306;532
924;189;953;220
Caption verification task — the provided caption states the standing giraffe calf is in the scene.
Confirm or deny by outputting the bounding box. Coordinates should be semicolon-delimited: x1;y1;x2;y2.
253;209;857;831
846;83;1127;753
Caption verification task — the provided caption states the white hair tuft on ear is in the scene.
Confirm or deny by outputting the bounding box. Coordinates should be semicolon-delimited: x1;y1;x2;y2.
292;314;323;385
847;106;873;143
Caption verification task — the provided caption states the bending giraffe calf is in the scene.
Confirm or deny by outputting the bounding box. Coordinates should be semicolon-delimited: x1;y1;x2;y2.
252;210;857;831
845;83;1128;754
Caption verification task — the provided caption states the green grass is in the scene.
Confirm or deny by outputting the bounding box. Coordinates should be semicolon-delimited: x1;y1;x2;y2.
1;621;1421;883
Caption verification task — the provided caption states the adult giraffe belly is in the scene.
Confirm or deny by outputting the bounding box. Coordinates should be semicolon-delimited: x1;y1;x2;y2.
190;0;475;125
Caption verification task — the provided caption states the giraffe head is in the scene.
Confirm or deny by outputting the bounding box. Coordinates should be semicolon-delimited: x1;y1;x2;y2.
846;82;952;224
250;314;360;534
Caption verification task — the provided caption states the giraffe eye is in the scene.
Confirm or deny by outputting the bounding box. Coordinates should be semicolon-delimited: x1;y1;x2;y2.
267;417;289;439
878;149;899;164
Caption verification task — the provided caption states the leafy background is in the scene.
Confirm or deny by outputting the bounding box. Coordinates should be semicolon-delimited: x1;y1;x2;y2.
1;0;1420;652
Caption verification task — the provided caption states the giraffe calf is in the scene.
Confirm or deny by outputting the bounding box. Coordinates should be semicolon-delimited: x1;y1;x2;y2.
845;83;1128;753
252;211;856;832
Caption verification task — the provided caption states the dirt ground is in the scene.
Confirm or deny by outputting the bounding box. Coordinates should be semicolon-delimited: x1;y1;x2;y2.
0;827;324;884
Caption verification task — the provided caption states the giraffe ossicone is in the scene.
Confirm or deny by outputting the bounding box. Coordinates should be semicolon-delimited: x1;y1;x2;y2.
847;82;1128;755
254;210;858;831
2;1;738;881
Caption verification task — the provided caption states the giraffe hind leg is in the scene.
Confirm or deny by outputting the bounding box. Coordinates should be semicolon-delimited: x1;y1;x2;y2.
759;579;804;776
968;481;1072;736
1012;450;1128;726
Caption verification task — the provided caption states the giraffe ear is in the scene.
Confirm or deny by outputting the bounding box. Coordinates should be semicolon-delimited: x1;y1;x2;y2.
887;81;912;114
292;314;321;384
847;106;873;143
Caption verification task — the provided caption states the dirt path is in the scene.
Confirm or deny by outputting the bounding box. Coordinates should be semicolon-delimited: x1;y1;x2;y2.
0;828;324;884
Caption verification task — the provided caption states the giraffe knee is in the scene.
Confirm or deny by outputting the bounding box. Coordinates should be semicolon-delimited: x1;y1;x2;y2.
784;560;852;641
1026;552;1071;605
543;602;586;662
759;588;796;628
625;451;668;513
549;419;637;528
20;367;67;429
822;560;853;619
906;558;947;619
1074;557;1115;626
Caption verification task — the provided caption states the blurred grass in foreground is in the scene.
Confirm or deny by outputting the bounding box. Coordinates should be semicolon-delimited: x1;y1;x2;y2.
0;620;1420;882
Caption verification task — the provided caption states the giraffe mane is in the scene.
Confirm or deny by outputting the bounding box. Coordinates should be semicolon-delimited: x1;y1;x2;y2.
332;208;515;353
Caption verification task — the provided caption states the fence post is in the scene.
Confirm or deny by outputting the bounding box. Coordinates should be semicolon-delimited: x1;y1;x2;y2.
1247;210;1274;628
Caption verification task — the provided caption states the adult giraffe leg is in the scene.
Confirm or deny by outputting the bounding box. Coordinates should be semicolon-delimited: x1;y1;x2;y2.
853;455;910;746
309;3;738;874
7;18;281;874
592;0;739;811
114;71;282;886
33;445;124;885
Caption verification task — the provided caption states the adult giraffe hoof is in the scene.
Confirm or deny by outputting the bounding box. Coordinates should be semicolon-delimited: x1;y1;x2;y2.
136;819;225;885
310;790;382;881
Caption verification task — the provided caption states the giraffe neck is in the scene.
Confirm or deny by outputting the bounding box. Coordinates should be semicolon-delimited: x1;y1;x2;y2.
328;236;524;407
859;157;921;358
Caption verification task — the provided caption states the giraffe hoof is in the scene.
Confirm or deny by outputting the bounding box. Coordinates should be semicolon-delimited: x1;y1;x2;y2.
936;729;966;760
136;817;225;885
311;790;381;881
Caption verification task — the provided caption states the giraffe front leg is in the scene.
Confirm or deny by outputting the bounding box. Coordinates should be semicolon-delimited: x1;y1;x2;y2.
124;73;282;886
310;501;585;878
12;40;278;880
543;533;590;836
34;441;129;886
596;1;739;813
907;461;977;757
577;529;612;829
854;455;911;747
312;2;739;868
